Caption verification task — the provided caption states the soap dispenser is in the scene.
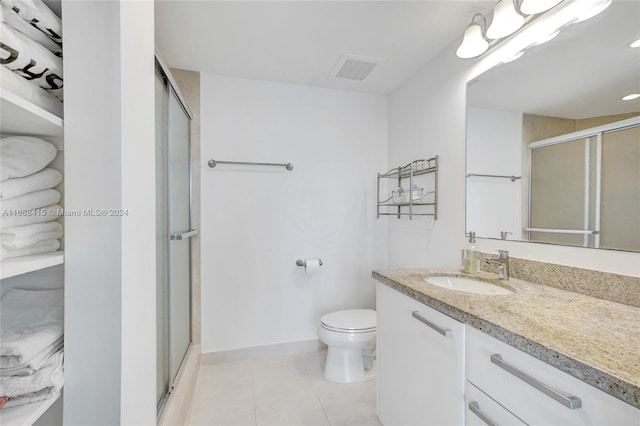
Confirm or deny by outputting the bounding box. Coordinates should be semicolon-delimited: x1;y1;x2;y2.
462;231;480;274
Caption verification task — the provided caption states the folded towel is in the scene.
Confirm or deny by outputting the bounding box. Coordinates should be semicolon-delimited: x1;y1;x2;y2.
0;3;61;56
0;189;60;212
0;66;63;117
2;385;60;409
0;289;63;369
0;238;60;260
0;221;61;241
2;0;62;46
0;350;63;399
0;204;62;229
1;228;62;249
0;136;57;182
0;22;63;99
0;168;62;200
0;339;62;376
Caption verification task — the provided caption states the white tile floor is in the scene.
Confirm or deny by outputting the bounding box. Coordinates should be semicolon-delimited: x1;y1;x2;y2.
187;350;381;426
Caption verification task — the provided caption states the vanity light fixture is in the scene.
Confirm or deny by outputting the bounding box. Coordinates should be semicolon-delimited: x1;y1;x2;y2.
519;0;563;15
456;14;490;59
486;0;525;39
622;94;640;101
457;0;614;60
630;39;640;48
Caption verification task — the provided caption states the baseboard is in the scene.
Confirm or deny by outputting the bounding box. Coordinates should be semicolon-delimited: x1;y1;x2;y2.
201;338;326;366
158;343;201;426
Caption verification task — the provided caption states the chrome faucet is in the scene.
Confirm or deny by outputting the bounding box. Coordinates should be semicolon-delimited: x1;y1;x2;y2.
485;250;510;280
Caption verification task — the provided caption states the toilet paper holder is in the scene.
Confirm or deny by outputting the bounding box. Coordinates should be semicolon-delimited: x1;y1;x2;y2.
296;259;323;267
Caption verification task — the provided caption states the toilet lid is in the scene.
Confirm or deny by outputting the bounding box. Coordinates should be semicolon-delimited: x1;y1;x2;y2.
321;309;376;332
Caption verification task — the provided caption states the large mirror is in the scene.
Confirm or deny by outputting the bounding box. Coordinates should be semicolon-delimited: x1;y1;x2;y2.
465;0;640;252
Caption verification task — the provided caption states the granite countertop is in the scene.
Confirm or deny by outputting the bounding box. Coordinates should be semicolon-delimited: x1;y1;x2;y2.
372;267;640;409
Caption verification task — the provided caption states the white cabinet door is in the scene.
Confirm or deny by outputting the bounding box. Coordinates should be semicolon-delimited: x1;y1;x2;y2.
377;283;465;426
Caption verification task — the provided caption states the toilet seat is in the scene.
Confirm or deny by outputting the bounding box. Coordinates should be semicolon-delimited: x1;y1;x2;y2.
320;309;376;333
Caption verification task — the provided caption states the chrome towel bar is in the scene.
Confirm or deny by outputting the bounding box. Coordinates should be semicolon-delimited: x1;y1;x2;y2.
466;173;521;182
208;159;294;171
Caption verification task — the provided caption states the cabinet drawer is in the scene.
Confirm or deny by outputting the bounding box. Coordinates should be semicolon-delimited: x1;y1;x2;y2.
466;381;526;426
466;326;640;425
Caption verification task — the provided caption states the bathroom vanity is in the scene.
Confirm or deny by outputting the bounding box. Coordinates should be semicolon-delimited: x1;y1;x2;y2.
373;267;640;425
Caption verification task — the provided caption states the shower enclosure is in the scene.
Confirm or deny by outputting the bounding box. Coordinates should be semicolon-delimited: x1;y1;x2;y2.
155;57;194;413
527;117;640;251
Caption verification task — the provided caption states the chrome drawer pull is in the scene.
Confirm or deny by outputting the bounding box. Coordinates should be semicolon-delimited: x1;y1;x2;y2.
411;311;452;337
491;354;582;409
469;401;497;426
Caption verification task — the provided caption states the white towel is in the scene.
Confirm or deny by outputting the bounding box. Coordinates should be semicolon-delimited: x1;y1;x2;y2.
0;65;63;118
0;221;61;241
0;339;62;376
0;22;63;99
2;384;60;409
0;238;60;260
0;289;63;369
0;350;63;399
2;0;62;46
1;227;62;249
0;204;62;229
0;136;57;182
0;3;61;56
0;189;60;211
0;168;62;200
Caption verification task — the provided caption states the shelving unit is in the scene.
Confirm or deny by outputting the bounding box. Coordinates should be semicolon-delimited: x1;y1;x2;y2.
377;156;438;220
1;79;65;279
1;61;65;425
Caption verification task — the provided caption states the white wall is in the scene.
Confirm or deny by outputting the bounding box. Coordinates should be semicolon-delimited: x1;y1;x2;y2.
388;10;640;277
466;107;522;239
200;74;388;352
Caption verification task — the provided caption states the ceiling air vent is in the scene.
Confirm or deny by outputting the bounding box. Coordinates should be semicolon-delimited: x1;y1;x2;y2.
330;54;384;82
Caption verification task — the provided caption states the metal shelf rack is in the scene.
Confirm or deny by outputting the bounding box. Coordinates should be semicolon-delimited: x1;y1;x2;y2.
377;156;438;220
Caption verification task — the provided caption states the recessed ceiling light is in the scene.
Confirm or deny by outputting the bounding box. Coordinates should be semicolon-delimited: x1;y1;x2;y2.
622;94;640;101
631;39;640;48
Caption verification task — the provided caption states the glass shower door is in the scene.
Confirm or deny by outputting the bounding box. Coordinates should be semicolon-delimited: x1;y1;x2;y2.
156;68;193;411
167;87;192;385
155;72;170;405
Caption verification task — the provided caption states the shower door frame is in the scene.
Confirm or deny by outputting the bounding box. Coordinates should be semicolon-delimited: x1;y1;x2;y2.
155;53;194;416
525;115;640;248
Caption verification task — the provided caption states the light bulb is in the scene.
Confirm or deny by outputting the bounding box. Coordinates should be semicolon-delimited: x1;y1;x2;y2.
456;23;489;58
487;0;525;39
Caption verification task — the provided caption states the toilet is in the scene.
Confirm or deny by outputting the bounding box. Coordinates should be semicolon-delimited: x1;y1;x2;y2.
318;309;376;383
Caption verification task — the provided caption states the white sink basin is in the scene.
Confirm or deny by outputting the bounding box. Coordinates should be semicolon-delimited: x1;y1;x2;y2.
424;276;512;295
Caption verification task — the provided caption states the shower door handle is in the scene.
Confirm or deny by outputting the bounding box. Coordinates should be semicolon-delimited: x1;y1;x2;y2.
170;229;199;240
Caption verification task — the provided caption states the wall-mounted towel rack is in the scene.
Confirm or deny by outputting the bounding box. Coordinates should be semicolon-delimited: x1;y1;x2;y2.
208;159;294;171
466;173;521;182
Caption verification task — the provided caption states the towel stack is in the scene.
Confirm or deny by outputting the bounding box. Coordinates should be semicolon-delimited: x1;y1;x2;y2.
0;136;63;260
0;289;64;409
0;0;63;108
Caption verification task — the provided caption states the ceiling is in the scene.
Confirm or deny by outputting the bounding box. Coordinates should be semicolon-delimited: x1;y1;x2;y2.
154;1;493;95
